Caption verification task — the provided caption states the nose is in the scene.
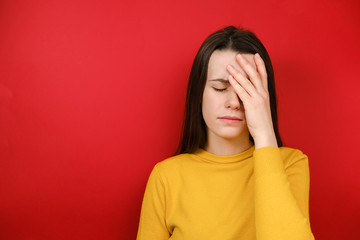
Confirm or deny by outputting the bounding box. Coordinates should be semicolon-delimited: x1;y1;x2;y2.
225;88;243;110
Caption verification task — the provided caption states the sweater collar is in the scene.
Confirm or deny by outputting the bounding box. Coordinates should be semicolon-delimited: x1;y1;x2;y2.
193;145;255;164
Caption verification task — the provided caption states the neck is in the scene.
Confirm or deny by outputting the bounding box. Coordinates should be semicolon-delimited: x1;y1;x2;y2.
204;130;254;156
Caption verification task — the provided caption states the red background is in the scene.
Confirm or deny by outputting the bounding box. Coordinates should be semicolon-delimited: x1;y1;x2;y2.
1;0;359;239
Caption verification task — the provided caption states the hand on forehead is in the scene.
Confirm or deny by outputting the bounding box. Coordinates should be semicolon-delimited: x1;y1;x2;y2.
207;49;256;81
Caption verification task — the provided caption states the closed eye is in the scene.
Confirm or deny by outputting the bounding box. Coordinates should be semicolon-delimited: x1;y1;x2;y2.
213;87;227;92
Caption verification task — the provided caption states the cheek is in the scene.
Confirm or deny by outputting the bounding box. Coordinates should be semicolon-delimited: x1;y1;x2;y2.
202;88;221;118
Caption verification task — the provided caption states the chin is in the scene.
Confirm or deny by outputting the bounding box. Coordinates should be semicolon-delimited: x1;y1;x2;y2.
216;131;245;140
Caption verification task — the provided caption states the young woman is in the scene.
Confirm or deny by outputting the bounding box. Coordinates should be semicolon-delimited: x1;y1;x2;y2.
136;26;315;240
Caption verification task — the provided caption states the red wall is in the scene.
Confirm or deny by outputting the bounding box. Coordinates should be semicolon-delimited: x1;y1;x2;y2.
1;0;359;239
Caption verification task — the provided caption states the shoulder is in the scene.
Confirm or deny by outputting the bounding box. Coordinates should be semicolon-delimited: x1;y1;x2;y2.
278;146;309;169
152;153;194;176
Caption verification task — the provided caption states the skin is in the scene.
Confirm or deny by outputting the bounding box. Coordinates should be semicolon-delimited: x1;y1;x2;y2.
202;49;278;156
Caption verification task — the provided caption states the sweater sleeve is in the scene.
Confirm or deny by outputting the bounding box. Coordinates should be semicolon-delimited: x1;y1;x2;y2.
136;164;170;240
253;147;315;240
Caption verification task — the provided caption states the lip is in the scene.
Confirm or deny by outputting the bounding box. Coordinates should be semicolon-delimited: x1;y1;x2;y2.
218;116;243;124
219;116;242;120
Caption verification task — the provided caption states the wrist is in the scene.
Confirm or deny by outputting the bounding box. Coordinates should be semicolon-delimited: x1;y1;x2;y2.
253;132;278;149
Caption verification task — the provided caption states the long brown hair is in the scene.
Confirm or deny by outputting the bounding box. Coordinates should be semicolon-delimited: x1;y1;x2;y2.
174;25;283;155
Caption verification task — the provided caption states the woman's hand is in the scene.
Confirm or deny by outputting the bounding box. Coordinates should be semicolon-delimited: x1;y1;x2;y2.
226;53;278;149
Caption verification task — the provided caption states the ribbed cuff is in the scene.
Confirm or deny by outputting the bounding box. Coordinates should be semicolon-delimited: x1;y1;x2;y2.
253;146;285;179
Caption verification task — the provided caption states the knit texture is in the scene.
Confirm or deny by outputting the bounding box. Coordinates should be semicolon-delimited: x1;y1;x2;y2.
136;146;315;240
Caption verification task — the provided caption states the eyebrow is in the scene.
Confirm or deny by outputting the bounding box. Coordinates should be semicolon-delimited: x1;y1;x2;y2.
208;78;229;83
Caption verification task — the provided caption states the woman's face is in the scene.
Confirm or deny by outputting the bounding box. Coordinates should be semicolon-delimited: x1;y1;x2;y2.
202;49;256;141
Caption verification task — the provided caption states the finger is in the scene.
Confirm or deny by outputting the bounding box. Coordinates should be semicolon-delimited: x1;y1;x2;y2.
254;53;268;91
236;54;263;92
228;75;251;104
226;64;257;97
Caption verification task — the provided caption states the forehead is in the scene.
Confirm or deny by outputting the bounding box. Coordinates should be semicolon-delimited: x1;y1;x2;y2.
207;49;255;80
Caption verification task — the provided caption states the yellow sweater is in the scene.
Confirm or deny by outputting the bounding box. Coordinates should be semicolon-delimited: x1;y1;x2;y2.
136;146;315;240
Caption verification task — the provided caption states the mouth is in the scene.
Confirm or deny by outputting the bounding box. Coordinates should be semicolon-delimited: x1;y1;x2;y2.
218;116;243;123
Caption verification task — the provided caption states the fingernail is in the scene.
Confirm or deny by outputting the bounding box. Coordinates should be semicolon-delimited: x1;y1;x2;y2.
227;64;233;70
237;54;243;60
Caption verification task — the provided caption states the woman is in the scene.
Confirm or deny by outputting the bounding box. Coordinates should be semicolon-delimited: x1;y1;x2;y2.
136;26;315;240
